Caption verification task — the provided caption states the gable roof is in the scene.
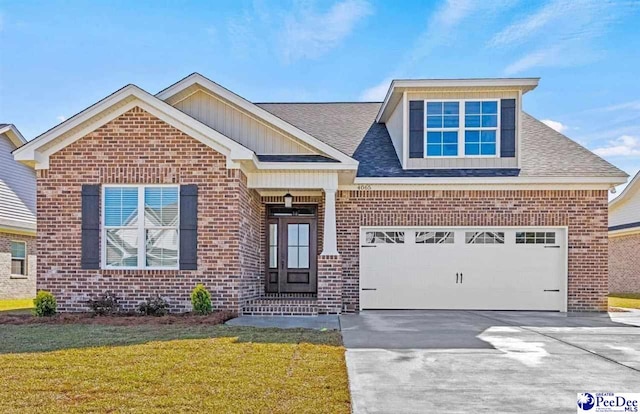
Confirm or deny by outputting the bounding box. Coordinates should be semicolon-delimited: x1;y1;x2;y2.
257;102;627;181
13;84;257;169
0;124;27;148
610;170;640;209
157;73;358;166
377;78;540;123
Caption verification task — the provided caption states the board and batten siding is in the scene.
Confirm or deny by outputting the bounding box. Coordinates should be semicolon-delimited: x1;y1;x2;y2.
405;90;519;169
173;90;316;155
610;189;640;227
247;170;338;190
385;100;403;164
0;134;36;230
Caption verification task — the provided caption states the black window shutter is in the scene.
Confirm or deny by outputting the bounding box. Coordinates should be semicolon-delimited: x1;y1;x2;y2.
81;185;100;269
179;184;198;270
500;99;516;157
409;101;424;158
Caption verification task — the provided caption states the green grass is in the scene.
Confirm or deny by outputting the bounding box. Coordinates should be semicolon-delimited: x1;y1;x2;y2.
0;324;349;413
609;293;640;309
0;298;34;312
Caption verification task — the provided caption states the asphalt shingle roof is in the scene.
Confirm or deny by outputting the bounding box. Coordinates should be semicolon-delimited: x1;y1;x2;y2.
256;102;626;178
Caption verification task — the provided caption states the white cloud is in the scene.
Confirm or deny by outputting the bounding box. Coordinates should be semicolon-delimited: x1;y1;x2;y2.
280;0;372;63
593;135;640;157
359;0;511;102
504;48;559;75
601;100;640;112
56;115;66;123
226;0;372;63
541;119;568;133
405;0;508;68
359;78;391;101
495;0;631;75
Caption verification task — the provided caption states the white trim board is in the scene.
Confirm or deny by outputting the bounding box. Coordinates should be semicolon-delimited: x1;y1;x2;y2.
352;176;627;186
610;171;639;209
377;78;540;123
0;124;27;147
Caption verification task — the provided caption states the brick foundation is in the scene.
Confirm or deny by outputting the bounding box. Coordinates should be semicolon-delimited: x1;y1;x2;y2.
0;232;36;299
609;233;640;294
336;189;609;312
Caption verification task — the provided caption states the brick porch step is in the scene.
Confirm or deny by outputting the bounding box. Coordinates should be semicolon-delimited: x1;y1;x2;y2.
242;296;318;316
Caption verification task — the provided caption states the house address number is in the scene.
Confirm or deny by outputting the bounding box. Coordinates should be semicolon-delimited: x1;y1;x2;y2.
357;185;372;190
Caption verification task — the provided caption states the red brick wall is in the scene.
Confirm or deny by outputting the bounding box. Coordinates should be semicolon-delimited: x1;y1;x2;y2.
317;255;342;314
336;189;609;312
609;233;640;294
37;107;261;313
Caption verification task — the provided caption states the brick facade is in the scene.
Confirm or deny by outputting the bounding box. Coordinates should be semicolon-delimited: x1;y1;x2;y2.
317;255;343;314
0;232;36;299
37;107;262;313
36;107;610;314
335;189;609;312
609;233;640;294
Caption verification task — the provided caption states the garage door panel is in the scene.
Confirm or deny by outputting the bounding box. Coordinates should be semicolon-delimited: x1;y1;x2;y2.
360;227;566;311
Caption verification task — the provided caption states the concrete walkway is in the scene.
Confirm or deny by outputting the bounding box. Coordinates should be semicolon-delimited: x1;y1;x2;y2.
225;315;340;330
341;310;640;414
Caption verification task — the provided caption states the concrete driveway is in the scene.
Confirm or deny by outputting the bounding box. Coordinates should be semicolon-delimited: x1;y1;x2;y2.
340;310;640;414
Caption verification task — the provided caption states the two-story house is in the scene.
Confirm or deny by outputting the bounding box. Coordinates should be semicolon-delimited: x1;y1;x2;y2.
13;74;626;314
1;124;36;299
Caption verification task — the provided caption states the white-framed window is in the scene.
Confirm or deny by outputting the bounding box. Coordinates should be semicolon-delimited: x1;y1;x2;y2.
365;231;405;244
102;185;179;269
465;231;505;244
425;99;500;158
516;231;556;245
11;241;27;275
415;231;454;244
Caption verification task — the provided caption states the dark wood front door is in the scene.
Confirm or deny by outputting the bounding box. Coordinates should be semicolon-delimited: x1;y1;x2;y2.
266;206;317;294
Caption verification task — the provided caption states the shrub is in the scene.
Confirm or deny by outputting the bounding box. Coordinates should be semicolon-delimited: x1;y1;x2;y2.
137;296;170;317
33;290;57;317
191;284;212;315
87;292;120;316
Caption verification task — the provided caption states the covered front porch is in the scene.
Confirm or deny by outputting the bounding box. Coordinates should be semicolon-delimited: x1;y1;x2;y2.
241;170;344;315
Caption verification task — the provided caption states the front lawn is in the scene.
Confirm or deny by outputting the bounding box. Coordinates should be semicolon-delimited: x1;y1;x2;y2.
0;298;33;312
0;324;349;413
609;293;640;309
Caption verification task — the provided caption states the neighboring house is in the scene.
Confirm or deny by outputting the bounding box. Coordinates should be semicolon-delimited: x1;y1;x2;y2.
609;172;640;294
0;124;37;299
13;74;626;314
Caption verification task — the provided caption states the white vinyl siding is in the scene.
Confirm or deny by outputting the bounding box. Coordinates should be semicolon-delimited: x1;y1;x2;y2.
610;188;640;228
0;134;36;230
173;90;315;155
385;100;404;164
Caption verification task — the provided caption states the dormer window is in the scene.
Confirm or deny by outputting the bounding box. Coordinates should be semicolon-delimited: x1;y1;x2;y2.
424;99;500;158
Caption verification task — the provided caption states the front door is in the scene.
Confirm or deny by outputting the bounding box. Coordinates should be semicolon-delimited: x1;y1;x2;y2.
266;206;317;294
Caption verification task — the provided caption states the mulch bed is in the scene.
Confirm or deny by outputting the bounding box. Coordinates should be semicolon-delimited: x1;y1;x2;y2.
0;311;236;326
608;307;629;313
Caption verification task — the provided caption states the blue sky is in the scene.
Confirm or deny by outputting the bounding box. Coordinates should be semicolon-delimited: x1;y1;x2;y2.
1;0;639;193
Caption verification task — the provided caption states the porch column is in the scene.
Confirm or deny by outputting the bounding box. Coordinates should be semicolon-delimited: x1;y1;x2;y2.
321;188;339;255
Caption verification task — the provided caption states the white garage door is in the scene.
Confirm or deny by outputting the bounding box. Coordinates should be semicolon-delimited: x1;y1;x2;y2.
360;227;567;311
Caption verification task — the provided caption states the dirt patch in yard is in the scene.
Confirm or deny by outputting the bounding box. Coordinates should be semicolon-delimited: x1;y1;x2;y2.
0;310;236;326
